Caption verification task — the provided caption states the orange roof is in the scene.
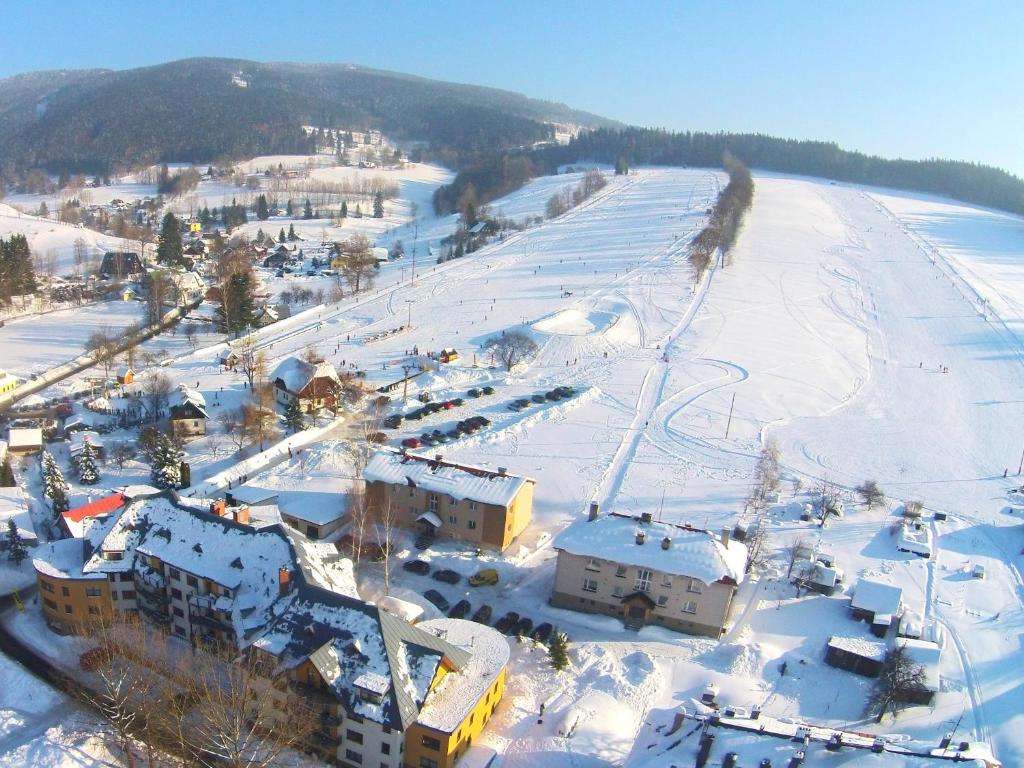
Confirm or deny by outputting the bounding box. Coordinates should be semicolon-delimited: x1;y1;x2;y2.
64;493;127;524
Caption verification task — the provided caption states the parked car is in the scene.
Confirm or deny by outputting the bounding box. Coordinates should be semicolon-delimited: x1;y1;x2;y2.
448;599;471;619
467;388;482;398
544;390;562;401
555;385;576;397
432;569;461;585
481;386;495;395
442;400;455;410
531;622;554;644
401;437;421;449
384;414;403;429
425;402;444;414
508;399;531;412
468;568;499;587
494;612;520;633
403;559;431;575
471;604;493;625
512;617;533;636
423;590;450;612
447;428;462;440
468;415;491;427
420;433;439;446
451;398;465;407
406;409;424;421
432;430;450;444
531;394;547;404
459;420;480;434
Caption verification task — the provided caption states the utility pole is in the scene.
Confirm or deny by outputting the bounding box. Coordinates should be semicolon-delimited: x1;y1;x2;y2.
1017;442;1024;475
405;299;414;330
724;392;737;439
411;223;419;286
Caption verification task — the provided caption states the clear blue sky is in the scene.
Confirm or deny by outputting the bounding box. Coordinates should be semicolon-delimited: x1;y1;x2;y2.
2;1;1021;176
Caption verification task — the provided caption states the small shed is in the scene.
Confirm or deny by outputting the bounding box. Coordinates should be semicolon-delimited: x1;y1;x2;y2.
219;349;238;368
7;428;42;455
117;367;135;385
825;635;887;677
439;347;459;363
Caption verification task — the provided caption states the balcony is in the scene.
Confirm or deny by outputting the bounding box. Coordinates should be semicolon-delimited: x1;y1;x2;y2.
320;711;343;729
189;611;233;632
288;680;335;705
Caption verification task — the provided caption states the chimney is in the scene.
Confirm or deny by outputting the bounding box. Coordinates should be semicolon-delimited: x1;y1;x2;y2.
721;527;731;547
209;500;226;517
233;505;250;525
497;466;507;477
588;502;600;521
636;530;646;545
661;536;671;550
640;511;653;525
278;567;291;597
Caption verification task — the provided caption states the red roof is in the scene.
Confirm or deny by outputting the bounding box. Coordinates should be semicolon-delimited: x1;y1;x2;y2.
64;493;127;524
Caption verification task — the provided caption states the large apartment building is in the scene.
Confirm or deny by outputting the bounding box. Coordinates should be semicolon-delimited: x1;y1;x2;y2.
32;489;509;768
363;449;534;552
551;504;748;637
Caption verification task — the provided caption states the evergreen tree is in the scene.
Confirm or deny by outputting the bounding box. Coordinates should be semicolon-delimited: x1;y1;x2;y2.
279;228;287;243
454;242;464;259
303;199;314;219
5;520;27;565
256;194;270;220
216;271;256;334
77;439;101;485
614;156;629;175
38;201;48;218
286;199;294;217
256;228;265;244
0;234;37;305
548;630;570;671
288;224;297;241
156;212;183;266
340;201;348;219
283;398;305;433
41;452;70;516
150;434;181;489
373;191;384;218
354;204;362;218
0;457;14;487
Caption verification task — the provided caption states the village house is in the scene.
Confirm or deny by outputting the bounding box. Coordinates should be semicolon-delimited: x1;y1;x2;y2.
32;489;508;768
59;492;129;539
849;577;904;637
0;370;19;396
116;367;134;385
69;431;105;463
550;504;748;637
168;386;208;437
252;304;281;328
363;449;535;552
271;357;341;413
263;248;290;269
99;251;144;279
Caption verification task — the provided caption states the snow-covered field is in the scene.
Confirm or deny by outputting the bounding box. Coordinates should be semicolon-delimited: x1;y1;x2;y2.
3;160;1023;766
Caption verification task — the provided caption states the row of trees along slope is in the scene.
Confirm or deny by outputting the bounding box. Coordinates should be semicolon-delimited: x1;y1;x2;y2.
434;127;1024;218
689;152;754;277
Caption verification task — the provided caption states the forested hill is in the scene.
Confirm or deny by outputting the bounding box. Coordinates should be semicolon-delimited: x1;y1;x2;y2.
0;57;616;180
535;128;1024;216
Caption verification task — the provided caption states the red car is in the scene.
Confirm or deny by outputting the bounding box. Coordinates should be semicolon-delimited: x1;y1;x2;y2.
401;437;421;449
442;400;455;410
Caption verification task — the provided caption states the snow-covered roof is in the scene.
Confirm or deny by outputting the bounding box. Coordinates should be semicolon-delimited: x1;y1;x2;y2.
69;431;103;453
415;618;510;733
0;370;18;388
827;635;887;661
0;486;36;543
271;357;340;395
899;638;941;692
555;512;747;585
226;485;278;506
33;538;94;580
7;428;41;449
292;538;359;598
378;596;424;623
850;578;903;616
176;386;206;409
364;449;533;508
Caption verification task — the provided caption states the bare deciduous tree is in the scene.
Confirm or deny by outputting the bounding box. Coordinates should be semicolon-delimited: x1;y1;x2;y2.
141;371;173;422
866;645;929;723
85;325;119;387
486;330;538;371
785;536;813;579
339;233;376;294
855;479;885;508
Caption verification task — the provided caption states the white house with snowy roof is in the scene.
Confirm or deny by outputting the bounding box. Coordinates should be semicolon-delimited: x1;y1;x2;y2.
169;385;209;437
551;503;748;637
363;449;535;551
271;357;341;413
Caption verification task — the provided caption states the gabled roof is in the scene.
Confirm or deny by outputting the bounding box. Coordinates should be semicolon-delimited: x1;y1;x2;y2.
555;512;747;585
271;358;340;396
850;578;903;616
64;493;127;525
364;449;533;508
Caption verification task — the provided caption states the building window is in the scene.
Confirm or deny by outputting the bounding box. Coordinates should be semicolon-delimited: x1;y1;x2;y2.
171;588;183;600
40;581;54;593
635;569;652;593
86;587;102;597
419;758;439;768
64;604;73;614
174;625;186;637
428;494;438;514
582;578;598;593
585;558;601;572
612;585;623;598
420;735;441;751
448;515;457;525
43;598;57;611
344;750;362;764
346;730;363;745
121;590;136;600
661;575;672;588
88;606;100;615
688;579;703;594
469;500;478;511
173;607;184;618
657;595;669;607
170;568;181;580
111;591;118;600
615;565;627;578
61;586;70;597
467;520;477;530
683;600;698;614
381;743;390;755
186;575;199;589
119;573;133;582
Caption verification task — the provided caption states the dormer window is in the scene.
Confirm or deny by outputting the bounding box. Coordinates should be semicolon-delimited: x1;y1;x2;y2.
352;672;390;705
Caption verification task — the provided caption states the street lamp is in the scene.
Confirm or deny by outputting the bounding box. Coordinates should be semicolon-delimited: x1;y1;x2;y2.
404;299;414;330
